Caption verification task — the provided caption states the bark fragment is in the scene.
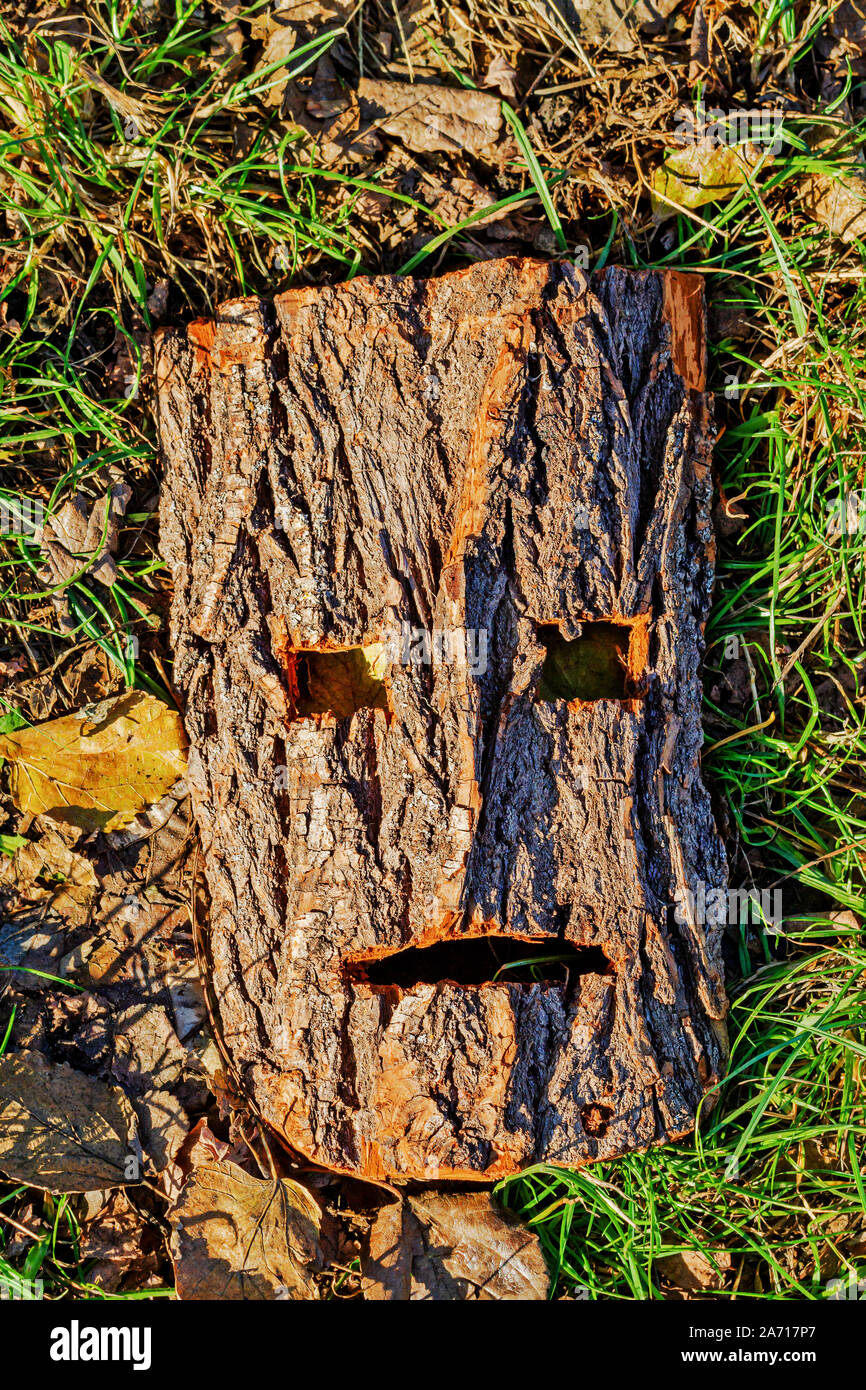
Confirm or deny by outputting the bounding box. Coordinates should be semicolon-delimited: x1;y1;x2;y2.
157;256;727;1183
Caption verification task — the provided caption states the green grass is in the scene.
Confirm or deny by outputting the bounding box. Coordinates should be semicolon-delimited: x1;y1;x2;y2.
1;0;864;1300
502;917;866;1297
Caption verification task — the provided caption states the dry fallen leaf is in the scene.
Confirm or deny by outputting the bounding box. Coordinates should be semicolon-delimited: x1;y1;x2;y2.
652;139;758;215
210;16;244;82
535;0;680;54
358;78;502;156
110;1004;189;1093
0;690;188;831
250;0;345;37
79;1190;161;1294
0;826;97;925
38;481;131;590
169;1160;322;1300
131;1087;189;1174
482;54;519;101
656;1247;733;1294
175;1118;231;1175
109;1005;193;1174
801;167;866;243
364;1192;550;1300
384;0;473;78
257;18;297;107
0;910;68;973
0;1051;139;1192
425;174;502;228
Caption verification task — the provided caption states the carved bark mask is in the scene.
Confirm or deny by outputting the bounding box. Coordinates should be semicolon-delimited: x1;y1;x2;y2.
157;257;728;1183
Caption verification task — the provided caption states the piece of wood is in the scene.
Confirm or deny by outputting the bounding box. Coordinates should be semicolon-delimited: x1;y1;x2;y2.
156;257;728;1183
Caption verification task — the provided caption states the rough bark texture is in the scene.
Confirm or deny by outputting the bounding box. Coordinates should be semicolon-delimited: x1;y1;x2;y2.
156;256;728;1183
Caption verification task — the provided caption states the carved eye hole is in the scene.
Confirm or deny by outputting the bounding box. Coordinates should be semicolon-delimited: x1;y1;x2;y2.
288;645;390;721
535;618;648;702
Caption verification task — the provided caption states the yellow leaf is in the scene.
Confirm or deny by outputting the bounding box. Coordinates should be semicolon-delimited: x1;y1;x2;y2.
296;645;389;721
652;139;758;215
0;690;188;831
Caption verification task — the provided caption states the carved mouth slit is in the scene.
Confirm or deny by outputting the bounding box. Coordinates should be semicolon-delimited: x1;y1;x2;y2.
345;937;610;988
535;618;648;702
288;645;390;721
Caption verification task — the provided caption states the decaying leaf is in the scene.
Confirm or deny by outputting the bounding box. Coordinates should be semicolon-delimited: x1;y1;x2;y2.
110;1003;189;1095
257;18;297;107
131;1087;189;1174
358;78;502;155
656;1246;733;1294
210;16;244;82
305;53;349;120
0;909;68;973
175;1118;231;1176
79;1190;161;1293
482;54;519;101
801;167;866;243
38;481;132;590
248;0;345;39
0;826;97;925
0;1051;139;1192
169;1161;322;1300
652;139;758;214
364;1193;550;1300
109;1004;193;1173
0;690;188;831
425;173;502;228
535;0;680;55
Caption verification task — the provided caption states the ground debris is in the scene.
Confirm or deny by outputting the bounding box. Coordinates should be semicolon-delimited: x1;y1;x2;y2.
168;1160;322;1300
363;1192;550;1300
78;1189;163;1293
37;482;131;592
0;1051;140;1192
357;77;502;155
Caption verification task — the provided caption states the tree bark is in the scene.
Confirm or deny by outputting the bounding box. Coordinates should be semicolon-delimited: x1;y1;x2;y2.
156;256;728;1183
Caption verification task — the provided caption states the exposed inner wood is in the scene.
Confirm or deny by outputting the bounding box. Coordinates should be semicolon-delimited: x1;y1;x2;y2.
156;256;728;1184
